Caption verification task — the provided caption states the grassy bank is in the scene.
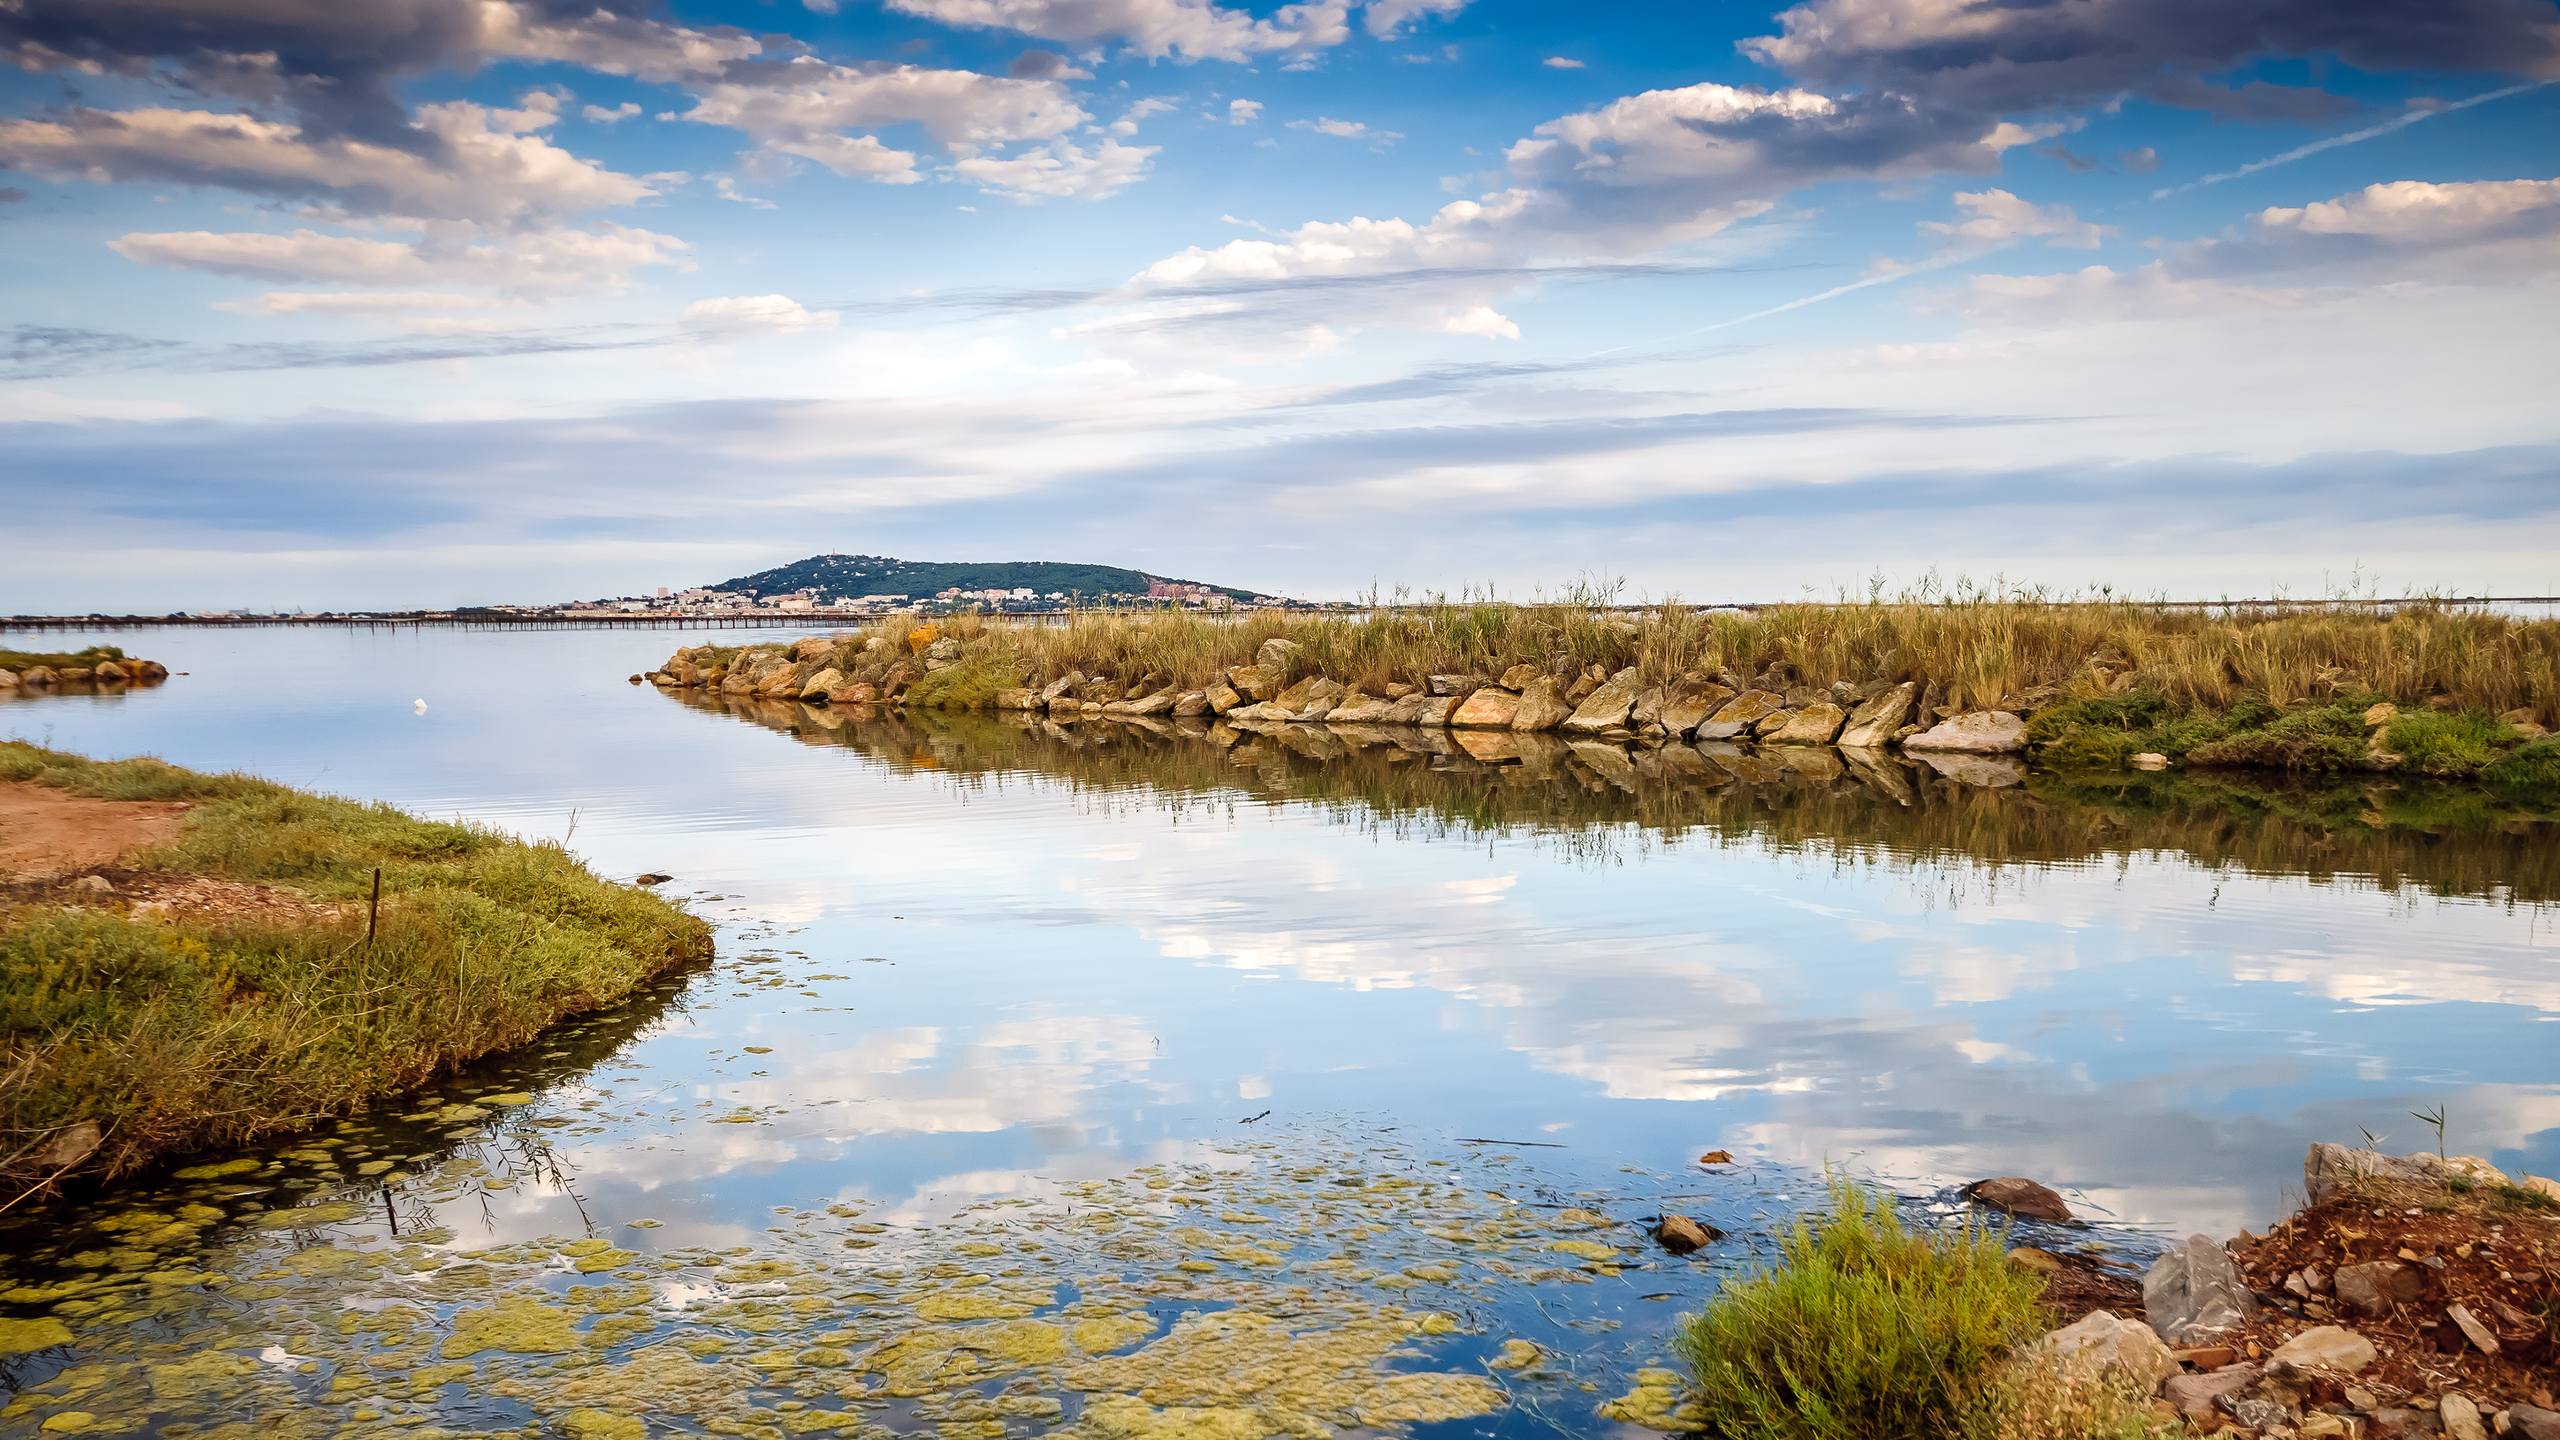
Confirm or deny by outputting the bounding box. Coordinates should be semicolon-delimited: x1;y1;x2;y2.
0;743;712;1201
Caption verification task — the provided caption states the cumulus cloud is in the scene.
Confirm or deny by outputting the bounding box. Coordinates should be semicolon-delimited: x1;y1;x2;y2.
1361;0;1468;39
0;99;654;223
1289;116;1399;143
952;138;1158;200
679;293;839;335
1742;0;2560;121
583;102;643;124
1227;99;1264;124
0;0;1114;207
879;0;1353;63
108;223;692;293
1541;56;1584;70
1918;189;2103;252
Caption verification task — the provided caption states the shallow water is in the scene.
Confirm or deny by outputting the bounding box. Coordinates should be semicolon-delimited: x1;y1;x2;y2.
3;625;2556;1437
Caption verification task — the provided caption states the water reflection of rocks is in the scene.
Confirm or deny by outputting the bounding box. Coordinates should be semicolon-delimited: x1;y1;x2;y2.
677;692;2560;906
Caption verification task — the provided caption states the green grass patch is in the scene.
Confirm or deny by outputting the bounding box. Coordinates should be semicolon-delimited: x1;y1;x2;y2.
2485;737;2560;807
0;645;126;671
2382;710;2509;777
1;742;712;1197
1671;1180;2178;1440
1671;1181;2049;1440
903;649;1023;710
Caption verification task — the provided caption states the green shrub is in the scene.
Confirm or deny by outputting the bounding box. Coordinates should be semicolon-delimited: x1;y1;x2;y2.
2186;702;2366;772
904;650;1023;710
2382;710;2509;777
2486;737;2560;806
1672;1181;2048;1440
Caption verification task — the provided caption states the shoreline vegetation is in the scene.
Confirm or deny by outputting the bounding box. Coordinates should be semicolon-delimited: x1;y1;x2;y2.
1674;1147;2558;1440
646;600;2560;802
0;742;712;1204
0;645;169;695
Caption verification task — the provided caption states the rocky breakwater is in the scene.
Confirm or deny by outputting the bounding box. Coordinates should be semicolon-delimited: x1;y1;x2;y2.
2010;1144;2560;1440
646;632;2046;775
0;653;170;696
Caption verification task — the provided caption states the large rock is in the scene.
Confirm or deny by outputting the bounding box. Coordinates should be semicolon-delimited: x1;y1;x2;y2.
2506;1405;2560;1440
1427;673;1482;697
1655;683;1735;740
799;667;847;700
2143;1235;2255;1343
1962;1176;2073;1222
2032;1311;2177;1394
789;636;834;662
1274;676;1344;721
0;668;17;690
1903;710;2028;753
2303;1144;2433;1204
2163;1364;2260;1422
1561;668;1645;733
1451;687;1523;728
1694;689;1786;741
1256;637;1300;672
1206;680;1243;713
22;665;58;688
1836;681;1917;749
1510;677;1572;731
2440;1394;2488;1440
1762;702;1847;746
1172;691;1211;718
1225;665;1282;703
2332;1260;2423;1317
1412;695;1462;727
2267;1325;2376;1376
1325;693;1398;725
1499;662;1544;691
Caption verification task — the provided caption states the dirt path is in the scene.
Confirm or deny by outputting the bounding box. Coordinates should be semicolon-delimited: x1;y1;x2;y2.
0;781;187;879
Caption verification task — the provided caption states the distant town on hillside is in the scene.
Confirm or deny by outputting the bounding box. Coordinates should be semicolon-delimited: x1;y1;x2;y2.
454;554;1303;621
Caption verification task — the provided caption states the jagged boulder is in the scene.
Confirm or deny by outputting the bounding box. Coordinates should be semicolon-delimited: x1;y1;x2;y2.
1226;664;1282;702
799;667;846;700
1695;688;1786;741
1256;637;1300;671
2143;1235;2255;1343
1836;681;1917;749
1451;687;1523;728
1562;668;1644;733
1904;711;2027;753
1763;702;1847;746
1511;677;1572;731
1656;683;1735;740
2032;1311;2177;1394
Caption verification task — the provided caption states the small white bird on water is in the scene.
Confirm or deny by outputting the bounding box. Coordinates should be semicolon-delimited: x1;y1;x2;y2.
413;698;428;714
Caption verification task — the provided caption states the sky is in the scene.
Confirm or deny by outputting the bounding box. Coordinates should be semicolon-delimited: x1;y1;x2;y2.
3;0;2559;611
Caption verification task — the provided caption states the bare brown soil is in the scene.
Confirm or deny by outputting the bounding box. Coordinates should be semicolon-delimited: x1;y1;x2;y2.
0;781;186;878
0;781;338;924
2228;1178;2559;1411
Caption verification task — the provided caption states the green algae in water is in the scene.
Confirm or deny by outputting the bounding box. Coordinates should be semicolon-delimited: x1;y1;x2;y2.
0;1132;1751;1439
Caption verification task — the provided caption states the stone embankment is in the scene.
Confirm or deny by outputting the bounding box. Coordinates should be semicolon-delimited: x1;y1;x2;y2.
647;632;2037;764
2001;1145;2559;1440
0;657;169;695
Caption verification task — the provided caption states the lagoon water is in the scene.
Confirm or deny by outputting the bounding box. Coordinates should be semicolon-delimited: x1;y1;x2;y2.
3;624;2556;1437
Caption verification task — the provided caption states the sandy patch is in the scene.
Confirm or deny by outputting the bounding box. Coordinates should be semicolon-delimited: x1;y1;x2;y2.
0;781;188;880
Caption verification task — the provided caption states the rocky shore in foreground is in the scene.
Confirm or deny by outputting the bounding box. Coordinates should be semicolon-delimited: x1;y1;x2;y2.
1992;1145;2559;1440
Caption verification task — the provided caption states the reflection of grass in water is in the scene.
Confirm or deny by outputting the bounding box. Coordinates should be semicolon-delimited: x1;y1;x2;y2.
679;693;2560;904
0;1123;1769;1439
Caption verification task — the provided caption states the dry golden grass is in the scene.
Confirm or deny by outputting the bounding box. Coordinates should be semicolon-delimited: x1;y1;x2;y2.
802;599;2560;722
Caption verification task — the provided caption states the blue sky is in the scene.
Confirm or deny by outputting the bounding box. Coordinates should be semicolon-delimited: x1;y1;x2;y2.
3;0;2558;609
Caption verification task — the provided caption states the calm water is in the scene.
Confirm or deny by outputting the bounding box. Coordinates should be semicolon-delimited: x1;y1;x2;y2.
3;625;2556;1437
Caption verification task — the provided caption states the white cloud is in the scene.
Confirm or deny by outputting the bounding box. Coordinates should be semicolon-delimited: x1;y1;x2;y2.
880;0;1353;62
680;59;1082;162
1440;303;1519;340
109;223;692;293
1109;97;1175;136
2254;176;2560;243
1289;116;1397;142
1361;0;1468;39
952;137;1158;200
680;293;840;335
1918;188;2104;251
1227;98;1263;124
582;102;642;124
1541;56;1584;69
0;99;655;223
